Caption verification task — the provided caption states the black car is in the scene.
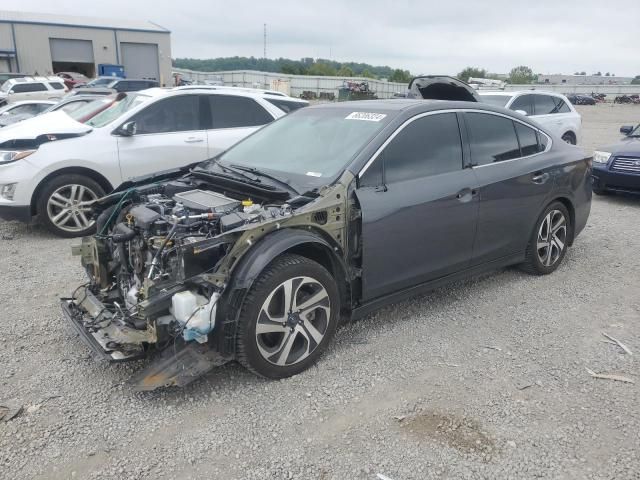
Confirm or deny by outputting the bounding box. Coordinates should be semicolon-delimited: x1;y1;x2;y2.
591;124;640;195
63;82;592;389
69;78;159;96
566;94;596;106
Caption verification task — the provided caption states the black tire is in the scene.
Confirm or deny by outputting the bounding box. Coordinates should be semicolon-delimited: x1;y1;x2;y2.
521;201;571;275
561;132;576;145
235;254;340;379
36;174;105;238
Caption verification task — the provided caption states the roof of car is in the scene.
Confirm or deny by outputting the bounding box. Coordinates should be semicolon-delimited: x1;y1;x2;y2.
5;99;57;105
6;76;65;84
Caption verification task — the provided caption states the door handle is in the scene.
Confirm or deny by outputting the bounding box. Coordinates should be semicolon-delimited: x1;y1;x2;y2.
532;172;550;184
184;137;204;143
456;188;476;201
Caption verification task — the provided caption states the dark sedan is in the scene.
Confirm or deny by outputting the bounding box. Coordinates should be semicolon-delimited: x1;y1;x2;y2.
592;124;640;195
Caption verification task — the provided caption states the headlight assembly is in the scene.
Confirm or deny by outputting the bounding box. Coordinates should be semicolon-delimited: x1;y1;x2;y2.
592;151;612;164
0;149;37;165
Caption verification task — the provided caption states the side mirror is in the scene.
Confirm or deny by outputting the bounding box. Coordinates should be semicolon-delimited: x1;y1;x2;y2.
515;109;528;116
620;125;634;135
8;90;14;94
117;121;137;137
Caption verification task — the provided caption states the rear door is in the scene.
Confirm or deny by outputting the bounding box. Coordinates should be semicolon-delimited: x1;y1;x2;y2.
116;94;208;180
356;112;479;300
465;111;554;265
204;94;275;157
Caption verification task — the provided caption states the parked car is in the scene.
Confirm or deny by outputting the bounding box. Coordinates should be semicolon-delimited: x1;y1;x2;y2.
591;123;640;195
57;72;89;90
0;72;28;84
0;88;306;236
0;100;56;127
62;91;591;389
566;94;596;106
70;78;159;97
0;76;67;105
75;76;124;89
479;91;581;144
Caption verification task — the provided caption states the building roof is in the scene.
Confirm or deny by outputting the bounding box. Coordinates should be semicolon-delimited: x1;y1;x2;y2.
0;10;170;33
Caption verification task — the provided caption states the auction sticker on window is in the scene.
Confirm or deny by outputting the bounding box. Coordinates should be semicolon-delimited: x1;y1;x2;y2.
345;112;387;122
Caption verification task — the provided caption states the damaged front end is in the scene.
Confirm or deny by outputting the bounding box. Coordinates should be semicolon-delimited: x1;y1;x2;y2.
62;171;348;390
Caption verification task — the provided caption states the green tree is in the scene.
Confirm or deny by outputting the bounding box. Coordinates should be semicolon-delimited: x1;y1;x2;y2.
337;66;354;77
389;69;412;83
508;65;536;84
280;64;299;75
306;62;338;76
360;69;375;79
457;67;487;82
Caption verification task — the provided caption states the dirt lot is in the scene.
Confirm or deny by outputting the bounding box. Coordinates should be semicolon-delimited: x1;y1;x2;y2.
1;104;639;480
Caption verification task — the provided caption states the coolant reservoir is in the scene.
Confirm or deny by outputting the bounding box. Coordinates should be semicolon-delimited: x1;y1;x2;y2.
171;291;208;324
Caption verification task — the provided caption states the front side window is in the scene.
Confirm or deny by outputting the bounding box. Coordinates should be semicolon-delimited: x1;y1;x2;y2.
510;95;533;115
131;95;201;134
533;95;558;115
381;113;463;184
208;95;273;129
466;112;520;165
12;83;47;93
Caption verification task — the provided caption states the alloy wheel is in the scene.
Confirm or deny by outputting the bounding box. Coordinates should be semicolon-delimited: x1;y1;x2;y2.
255;276;331;366
536;209;567;267
46;184;98;233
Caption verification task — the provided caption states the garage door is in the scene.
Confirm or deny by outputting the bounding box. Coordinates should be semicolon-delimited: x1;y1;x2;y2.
121;43;159;81
50;39;94;63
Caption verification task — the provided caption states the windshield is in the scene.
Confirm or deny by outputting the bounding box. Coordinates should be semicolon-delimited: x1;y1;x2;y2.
480;95;511;107
65;96;115;122
85;94;149;128
214;108;389;182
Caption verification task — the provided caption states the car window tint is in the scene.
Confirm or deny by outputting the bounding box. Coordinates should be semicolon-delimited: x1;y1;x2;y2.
383;113;463;184
534;95;558;115
515;122;542;156
49;82;65;90
265;98;307;113
208;95;273;129
466;112;521;165
13;83;47;93
133;95;201;134
510;95;533;115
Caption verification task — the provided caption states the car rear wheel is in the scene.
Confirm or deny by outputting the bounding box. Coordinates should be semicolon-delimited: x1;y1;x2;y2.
235;254;340;379
37;174;104;238
521;202;571;275
561;132;576;145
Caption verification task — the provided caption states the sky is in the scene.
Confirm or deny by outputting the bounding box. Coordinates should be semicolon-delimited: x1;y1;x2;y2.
10;0;640;77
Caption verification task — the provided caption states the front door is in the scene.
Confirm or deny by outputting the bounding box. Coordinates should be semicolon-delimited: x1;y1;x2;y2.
356;112;479;301
116;95;209;180
463;111;556;265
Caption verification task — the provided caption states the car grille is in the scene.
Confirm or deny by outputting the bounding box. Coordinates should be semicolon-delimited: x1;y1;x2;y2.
611;156;640;174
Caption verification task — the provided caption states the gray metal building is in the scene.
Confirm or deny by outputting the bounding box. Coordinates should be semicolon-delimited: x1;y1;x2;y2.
537;74;633;85
0;10;172;84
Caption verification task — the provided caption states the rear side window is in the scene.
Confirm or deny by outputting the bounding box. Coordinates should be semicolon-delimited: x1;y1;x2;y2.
132;95;201;134
466;112;520;165
382;113;463;184
49;82;65;90
510;95;533;115
533;95;558;115
12;83;47;93
514;122;543;156
208;95;273;129
265;98;307;113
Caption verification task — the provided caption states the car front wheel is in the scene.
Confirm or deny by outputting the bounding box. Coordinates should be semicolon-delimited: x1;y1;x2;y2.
521;202;571;275
235;254;340;379
37;174;104;237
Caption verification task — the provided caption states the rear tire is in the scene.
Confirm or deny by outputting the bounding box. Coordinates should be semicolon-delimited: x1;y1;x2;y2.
235;254;340;379
36;174;104;238
521;202;571;275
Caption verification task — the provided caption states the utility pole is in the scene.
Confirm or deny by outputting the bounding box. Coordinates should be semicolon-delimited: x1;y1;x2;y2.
263;23;267;59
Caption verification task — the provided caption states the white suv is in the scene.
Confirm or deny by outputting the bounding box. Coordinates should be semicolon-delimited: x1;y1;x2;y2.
0;87;307;236
479;91;581;145
0;76;68;105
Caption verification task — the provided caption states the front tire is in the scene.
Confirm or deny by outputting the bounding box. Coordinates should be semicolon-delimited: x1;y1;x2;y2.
521;202;571;275
36;174;104;238
235;254;340;379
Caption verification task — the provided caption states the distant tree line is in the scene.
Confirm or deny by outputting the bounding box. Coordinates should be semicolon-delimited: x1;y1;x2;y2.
457;65;537;84
173;57;413;82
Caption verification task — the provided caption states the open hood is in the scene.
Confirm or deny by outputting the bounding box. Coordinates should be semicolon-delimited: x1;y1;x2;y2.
407;76;481;102
0;110;92;143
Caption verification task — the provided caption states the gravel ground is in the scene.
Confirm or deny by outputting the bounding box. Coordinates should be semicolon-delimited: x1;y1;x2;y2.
1;103;639;480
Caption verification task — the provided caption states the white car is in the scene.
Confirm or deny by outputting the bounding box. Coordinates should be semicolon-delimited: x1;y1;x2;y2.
479;91;581;145
0;76;68;105
0;87;307;236
0;100;57;126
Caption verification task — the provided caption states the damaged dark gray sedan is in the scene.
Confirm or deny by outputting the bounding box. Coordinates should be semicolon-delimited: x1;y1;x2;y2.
63;95;592;390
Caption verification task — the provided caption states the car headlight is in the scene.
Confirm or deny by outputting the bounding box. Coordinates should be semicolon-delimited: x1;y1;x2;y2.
593;151;612;164
0;150;37;165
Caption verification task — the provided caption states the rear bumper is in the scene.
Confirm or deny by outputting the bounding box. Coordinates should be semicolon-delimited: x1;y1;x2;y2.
592;165;640;194
0;204;31;223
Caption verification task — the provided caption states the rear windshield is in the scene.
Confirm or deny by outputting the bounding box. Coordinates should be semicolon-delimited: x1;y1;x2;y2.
265;98;308;113
480;95;511;107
